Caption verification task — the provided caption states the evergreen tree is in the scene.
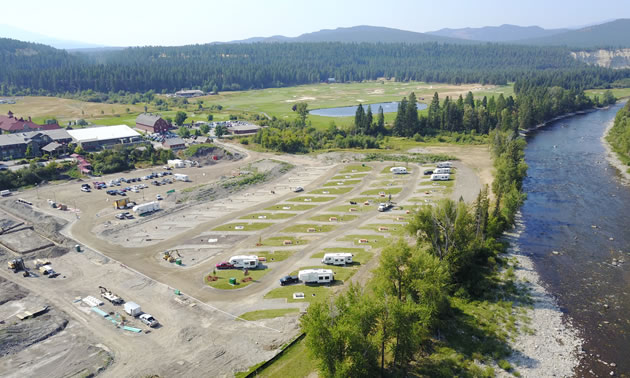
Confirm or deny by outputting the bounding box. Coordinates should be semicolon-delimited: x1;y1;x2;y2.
365;105;373;135
405;92;419;136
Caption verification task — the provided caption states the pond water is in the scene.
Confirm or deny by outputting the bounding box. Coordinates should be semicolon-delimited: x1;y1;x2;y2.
309;102;428;117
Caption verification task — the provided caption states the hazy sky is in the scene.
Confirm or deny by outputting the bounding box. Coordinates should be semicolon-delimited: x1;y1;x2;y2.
3;0;628;46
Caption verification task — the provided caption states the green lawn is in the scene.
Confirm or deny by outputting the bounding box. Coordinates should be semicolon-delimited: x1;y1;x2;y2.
360;187;403;196
238;308;300;321
359;224;405;235
311;248;373;264
323;179;361;187
237;250;297;262
253;338;317;378
264;285;332;304
289;265;357;282
264;204;317;211
586;87;630;100
281;224;337;233
330;173;368;180
338;234;391;248
212;222;274;231
308;214;358;222
328;204;372;213
340;164;372;173
205;268;270;290
370;180;408;187
287;196;336;203
308;187;353;195
261;236;310;247
239;212;296;220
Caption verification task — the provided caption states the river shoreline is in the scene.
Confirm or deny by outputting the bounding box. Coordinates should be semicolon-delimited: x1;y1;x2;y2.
601;102;630;184
501;214;583;377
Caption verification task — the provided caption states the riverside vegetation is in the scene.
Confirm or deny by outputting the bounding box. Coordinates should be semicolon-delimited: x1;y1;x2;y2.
607;100;630;168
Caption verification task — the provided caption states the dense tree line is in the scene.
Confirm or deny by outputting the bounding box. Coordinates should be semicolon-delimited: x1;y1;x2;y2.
2;38;630;96
302;129;528;376
607;100;630;165
88;144;175;174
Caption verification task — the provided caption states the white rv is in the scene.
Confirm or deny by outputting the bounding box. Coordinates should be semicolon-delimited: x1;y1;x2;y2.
167;159;185;168
436;161;453;168
228;255;259;269
133;201;160;215
298;269;334;284
174;173;190;182
390;167;408;174
321;253;353;266
434;168;451;174
430;173;450;181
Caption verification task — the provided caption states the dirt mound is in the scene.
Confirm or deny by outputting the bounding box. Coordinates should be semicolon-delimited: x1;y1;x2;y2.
186;145;243;166
0;200;68;244
0;310;68;357
0;277;29;305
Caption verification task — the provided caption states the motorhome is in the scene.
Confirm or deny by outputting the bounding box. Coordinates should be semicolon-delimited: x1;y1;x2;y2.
434;168;451;174
321;253;353;266
430;173;450;181
390;167;408;174
228;255;259;269
298;269;334;284
436;161;453;168
174;173;189;182
132;201;160;215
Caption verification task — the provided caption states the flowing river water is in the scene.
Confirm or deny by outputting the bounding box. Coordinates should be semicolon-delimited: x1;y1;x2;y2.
519;101;630;376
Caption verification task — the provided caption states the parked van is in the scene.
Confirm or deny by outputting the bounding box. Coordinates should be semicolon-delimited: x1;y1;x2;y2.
0;190;11;197
228;255;259;269
298;269;334;284
430;174;450;181
390;167;408;174
322;253;353;266
434;168;451;174
436;161;453;168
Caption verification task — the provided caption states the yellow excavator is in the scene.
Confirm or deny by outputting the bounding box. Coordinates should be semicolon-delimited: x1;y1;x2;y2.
162;250;181;263
8;258;29;277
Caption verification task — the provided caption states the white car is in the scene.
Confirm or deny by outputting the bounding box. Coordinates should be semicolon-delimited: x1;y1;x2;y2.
139;313;159;328
156;194;163;200
293;186;304;193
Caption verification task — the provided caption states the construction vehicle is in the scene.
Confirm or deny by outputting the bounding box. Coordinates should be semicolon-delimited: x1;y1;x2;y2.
8;258;28;276
163;250;181;263
99;286;124;305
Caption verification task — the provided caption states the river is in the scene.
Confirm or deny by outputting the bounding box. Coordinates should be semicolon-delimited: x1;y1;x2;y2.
519;102;630;376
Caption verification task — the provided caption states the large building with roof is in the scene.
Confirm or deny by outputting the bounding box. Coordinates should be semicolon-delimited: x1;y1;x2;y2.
67;125;142;151
0;111;61;133
0;129;72;160
135;113;170;134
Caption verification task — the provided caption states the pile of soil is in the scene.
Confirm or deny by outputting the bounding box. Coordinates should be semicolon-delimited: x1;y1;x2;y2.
186;146;242;166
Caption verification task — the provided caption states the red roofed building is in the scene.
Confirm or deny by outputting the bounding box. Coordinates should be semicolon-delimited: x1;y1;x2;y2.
0;111;61;133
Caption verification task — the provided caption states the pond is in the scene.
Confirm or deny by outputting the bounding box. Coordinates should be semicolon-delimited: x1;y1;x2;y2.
309;102;428;117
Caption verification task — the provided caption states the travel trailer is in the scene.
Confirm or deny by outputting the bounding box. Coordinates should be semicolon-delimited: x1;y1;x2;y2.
298;269;334;284
321;253;353;266
228;255;259;269
390;167;408;174
430;174;450;181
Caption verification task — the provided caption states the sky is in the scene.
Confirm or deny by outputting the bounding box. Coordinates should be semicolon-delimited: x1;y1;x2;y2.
1;0;629;46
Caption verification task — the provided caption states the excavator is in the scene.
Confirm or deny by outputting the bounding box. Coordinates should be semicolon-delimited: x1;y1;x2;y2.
8;258;29;277
162;250;182;263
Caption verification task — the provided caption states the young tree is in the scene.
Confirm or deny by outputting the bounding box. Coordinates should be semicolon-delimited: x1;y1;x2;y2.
207;114;213;121
214;124;228;138
174;111;187;126
199;124;210;135
177;126;190;138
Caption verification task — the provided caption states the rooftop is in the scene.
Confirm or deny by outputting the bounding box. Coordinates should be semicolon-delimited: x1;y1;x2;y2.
136;113;164;127
67;125;140;143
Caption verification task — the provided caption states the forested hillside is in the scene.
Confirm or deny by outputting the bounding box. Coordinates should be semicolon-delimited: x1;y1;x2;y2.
2;38;630;96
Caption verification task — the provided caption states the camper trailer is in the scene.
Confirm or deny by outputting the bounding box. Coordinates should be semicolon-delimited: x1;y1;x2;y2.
174;173;189;182
390;167;408;174
434;168;451;174
436;161;453;168
167;159;186;168
298;269;334;284
228;255;259;269
132;201;160;215
321;253;353;266
430;173;450;181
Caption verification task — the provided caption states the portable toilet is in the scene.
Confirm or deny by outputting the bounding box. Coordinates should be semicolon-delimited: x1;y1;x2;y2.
229;277;237;285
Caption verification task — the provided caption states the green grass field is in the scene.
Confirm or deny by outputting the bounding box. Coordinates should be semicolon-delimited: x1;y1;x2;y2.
340;164;373;173
237;250;297;262
328;204;373;213
281;224;337;233
264;285;332;304
261;236;310;247
205;268;270;290
308;214;358;222
338;234;391;248
308;187;353;195
330;173;368;180
212;222;274;231
238;308;300;321
264;204;316;211
359;224;405;235
289;265;357;282
586;87;630;100
311;248;373;264
360;187;403;196
323;179;361;187
287;196;336;203
239;212;296;220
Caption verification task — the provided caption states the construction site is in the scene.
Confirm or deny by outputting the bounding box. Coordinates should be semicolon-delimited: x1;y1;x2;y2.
0;141;491;377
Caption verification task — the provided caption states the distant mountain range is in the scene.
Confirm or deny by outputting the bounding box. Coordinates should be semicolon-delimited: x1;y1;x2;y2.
0;24;103;49
427;24;569;42
513;19;630;48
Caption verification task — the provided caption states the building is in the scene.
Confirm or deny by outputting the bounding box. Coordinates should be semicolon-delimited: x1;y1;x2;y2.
67;125;142;151
175;89;204;98
0;111;61;133
162;137;186;150
135;113;170;134
227;123;261;135
0;129;72;160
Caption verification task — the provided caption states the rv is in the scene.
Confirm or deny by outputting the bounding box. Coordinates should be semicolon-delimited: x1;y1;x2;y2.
434;168;451;174
430;173;450;181
228;255;259;269
132;201;160;215
390;167;408;174
1;190;11;197
321;253;353;266
174;173;190;182
298;269;334;284
436;161;453;168
167;159;186;168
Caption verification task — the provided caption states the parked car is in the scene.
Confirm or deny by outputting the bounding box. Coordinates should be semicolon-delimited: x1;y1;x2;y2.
81;187;91;192
139;313;159;328
156;194;163;201
293;186;304;193
423;169;433;175
280;275;299;286
115;213;125;220
215;262;234;269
